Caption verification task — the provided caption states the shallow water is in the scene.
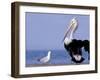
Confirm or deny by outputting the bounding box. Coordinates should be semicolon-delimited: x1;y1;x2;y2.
26;50;89;67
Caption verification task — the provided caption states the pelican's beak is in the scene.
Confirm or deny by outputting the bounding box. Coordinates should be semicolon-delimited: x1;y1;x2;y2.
62;17;78;42
63;21;75;41
62;25;72;41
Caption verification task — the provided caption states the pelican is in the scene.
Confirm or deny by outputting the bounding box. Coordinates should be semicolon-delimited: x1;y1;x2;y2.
63;17;78;45
38;51;51;63
63;17;85;63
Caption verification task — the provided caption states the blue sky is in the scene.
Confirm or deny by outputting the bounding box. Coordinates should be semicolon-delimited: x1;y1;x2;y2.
25;12;89;50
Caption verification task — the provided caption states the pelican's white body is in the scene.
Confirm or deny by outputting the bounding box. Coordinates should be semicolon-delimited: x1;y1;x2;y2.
39;51;51;63
73;55;82;61
64;37;72;45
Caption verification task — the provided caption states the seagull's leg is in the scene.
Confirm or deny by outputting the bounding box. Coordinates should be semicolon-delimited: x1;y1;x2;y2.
44;62;50;65
47;62;51;65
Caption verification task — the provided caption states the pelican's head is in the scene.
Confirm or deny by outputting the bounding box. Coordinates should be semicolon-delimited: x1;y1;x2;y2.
70;17;78;28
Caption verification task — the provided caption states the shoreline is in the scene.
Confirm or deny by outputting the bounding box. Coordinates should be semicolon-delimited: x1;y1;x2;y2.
26;62;89;67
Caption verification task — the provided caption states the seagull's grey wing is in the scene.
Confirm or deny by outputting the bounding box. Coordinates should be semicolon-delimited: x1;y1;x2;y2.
40;56;48;63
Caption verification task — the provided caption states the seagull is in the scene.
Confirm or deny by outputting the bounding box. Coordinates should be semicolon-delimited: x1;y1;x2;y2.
63;17;78;45
38;51;51;63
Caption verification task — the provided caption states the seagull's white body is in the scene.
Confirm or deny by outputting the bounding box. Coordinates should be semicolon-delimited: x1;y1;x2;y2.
63;17;78;45
39;51;51;63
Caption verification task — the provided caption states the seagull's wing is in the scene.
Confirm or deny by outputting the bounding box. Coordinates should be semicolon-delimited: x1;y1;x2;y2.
40;56;48;63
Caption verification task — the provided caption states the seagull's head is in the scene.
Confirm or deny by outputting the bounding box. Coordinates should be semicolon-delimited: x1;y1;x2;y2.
48;51;51;56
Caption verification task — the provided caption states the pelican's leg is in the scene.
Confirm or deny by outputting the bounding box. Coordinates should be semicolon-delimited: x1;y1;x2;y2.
88;53;90;60
71;60;74;64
